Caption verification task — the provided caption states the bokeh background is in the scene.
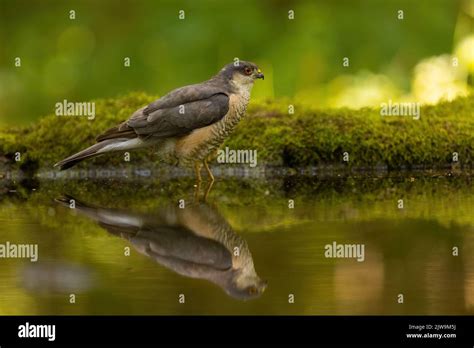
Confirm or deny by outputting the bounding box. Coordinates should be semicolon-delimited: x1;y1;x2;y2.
0;0;472;125
0;1;473;316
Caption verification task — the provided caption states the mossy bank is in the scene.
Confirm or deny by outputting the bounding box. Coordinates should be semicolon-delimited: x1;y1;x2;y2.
1;93;473;172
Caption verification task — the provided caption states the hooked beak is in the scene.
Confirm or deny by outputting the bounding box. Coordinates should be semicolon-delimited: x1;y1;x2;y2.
255;69;264;80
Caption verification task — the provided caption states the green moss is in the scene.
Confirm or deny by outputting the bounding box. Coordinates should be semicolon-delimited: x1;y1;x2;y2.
1;92;473;170
230;96;473;169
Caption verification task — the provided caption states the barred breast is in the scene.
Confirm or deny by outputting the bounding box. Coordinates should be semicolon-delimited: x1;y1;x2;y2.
174;92;250;165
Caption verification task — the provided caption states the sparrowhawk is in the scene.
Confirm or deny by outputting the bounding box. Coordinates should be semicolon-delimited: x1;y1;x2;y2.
55;195;267;300
54;61;264;183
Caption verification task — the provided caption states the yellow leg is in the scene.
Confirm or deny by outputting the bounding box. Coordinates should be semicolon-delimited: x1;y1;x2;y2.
194;162;203;202
203;159;215;182
202;159;214;202
194;162;203;183
203;179;214;202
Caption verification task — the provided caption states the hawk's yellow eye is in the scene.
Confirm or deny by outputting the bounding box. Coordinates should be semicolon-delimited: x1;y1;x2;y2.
244;67;252;75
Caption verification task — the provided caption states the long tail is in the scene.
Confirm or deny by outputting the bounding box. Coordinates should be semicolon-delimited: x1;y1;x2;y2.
54;138;140;170
55;194;144;236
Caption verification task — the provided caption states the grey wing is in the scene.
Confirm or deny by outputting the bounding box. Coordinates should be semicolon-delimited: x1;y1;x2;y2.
128;93;229;138
143;82;227;115
130;226;233;271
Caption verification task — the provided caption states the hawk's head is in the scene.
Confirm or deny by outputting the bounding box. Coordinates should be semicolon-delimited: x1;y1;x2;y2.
218;61;264;88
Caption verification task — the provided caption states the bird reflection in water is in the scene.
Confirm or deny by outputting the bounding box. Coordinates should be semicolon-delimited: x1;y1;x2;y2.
56;195;267;300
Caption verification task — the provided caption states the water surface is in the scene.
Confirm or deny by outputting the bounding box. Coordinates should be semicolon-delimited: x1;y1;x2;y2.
0;172;472;315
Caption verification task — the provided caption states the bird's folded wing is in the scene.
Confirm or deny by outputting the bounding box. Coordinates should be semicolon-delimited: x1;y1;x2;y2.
127;93;229;138
130;227;233;270
142;82;227;114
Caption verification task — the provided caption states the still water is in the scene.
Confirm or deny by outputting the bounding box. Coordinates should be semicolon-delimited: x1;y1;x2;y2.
0;171;472;315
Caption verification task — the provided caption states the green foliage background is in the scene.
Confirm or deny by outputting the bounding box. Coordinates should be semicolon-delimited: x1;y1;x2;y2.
0;0;469;124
